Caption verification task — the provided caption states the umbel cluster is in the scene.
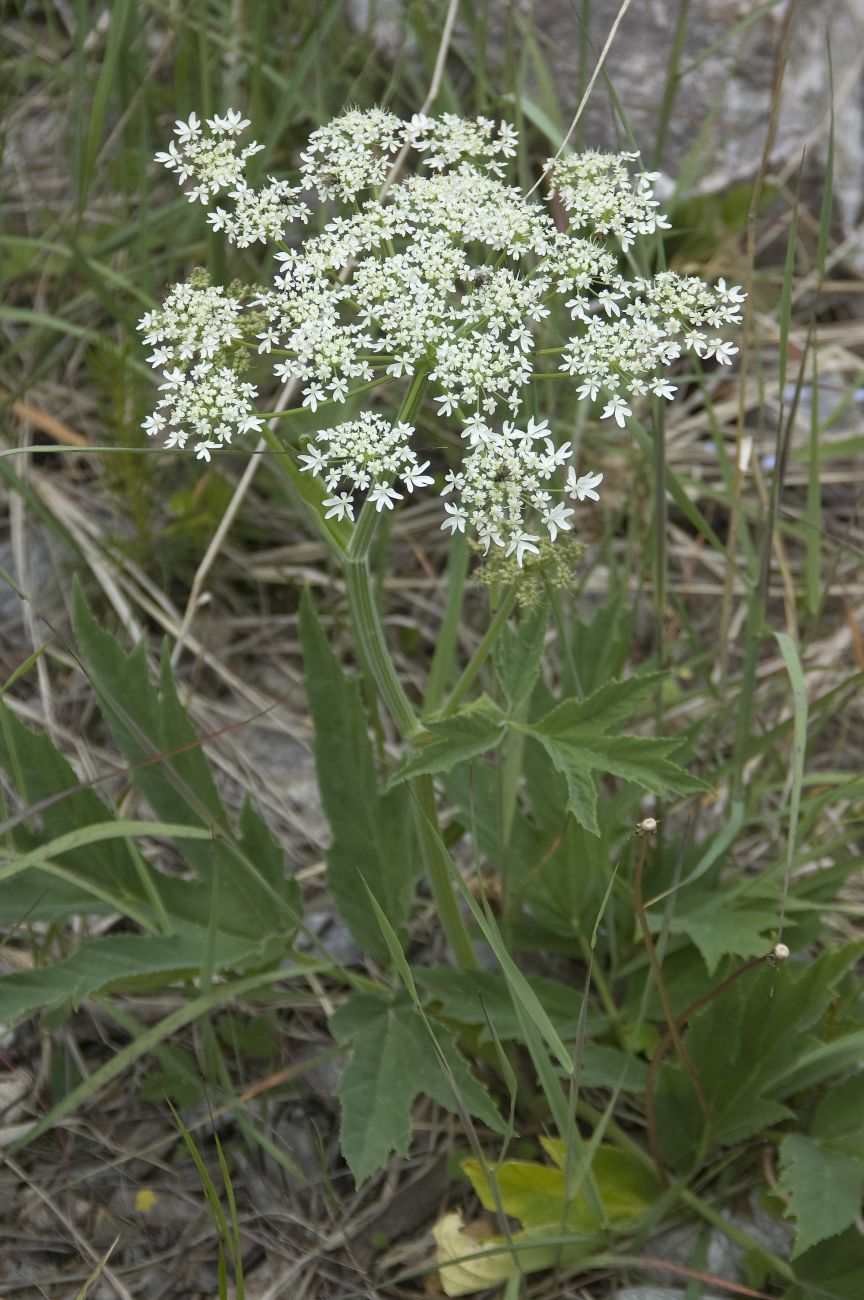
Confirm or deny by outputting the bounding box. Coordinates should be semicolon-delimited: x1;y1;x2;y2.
139;108;744;563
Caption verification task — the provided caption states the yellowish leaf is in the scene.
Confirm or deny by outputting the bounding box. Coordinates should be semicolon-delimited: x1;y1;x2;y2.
432;1212;516;1297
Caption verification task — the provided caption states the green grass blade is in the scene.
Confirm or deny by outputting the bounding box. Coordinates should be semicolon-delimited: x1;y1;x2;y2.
774;631;808;937
6;964;326;1155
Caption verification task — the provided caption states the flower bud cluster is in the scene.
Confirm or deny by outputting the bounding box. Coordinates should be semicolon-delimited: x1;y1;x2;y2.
140;107;744;552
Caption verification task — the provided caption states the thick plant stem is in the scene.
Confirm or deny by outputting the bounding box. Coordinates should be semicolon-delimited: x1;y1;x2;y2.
424;531;468;712
344;551;417;738
441;583;518;716
414;774;479;970
344;552;477;967
344;500;477;969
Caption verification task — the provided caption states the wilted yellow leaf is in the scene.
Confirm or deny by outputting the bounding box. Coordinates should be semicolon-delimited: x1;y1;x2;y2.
432;1212;516;1296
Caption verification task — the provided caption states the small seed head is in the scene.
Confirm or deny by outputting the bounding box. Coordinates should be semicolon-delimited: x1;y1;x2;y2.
636;816;659;837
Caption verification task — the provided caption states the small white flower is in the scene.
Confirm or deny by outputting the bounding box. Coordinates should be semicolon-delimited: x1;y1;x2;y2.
650;377;677;400
716;277;746;304
207;108;251;136
302;383;326;411
567;468;603;502
600;397;631;427
542;501;574;540
505;529;540;567
323;492;355;521
142;412;166;436
175;113;201;144
442;502;467;533
298;447;327;475
704;338;739;365
476;519;504;553
369;482;403;511
403;461;434;492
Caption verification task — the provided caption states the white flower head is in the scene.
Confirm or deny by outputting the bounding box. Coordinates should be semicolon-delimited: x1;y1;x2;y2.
157;106;264;202
567;468;603;502
140;107;743;553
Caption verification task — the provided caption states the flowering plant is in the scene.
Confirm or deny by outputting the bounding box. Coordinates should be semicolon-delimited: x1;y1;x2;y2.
139;107;743;565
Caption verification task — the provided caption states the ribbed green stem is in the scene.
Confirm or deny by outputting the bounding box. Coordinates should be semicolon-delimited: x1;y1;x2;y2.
424;531;469;712
343;531;477;969
341;370;477;969
441;584;518;716
344;548;417;738
414;774;479;970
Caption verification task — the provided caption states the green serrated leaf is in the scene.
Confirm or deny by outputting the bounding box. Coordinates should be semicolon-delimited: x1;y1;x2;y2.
787;1225;864;1300
71;584;293;938
531;672;667;736
0;925;265;1023
330;992;504;1186
0;696;142;906
532;734;601;833
528;729;706;835
72;585;225;862
416;966;596;1042
495;600;549;711
650;895;780;974
236;795;300;916
811;1073;864;1143
778;1133;864;1257
299;593;420;962
391;696;506;784
657;944;864;1168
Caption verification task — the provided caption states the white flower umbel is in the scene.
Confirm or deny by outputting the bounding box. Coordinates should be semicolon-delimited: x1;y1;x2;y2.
206;178;310;247
141;106;745;555
149;363;262;461
156;111;265;204
300;108;405;200
405;112;518;177
298;412;433;515
138;281;245;368
549;150;671;251
439;417;577;563
138;280;261;457
559;270;743;427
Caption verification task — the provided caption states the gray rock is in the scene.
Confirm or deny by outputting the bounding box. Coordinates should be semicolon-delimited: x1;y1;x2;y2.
354;0;864;255
615;1290;723;1300
0;529;71;649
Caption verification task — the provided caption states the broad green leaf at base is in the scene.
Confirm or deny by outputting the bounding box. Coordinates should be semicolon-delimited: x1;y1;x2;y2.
330;991;504;1186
